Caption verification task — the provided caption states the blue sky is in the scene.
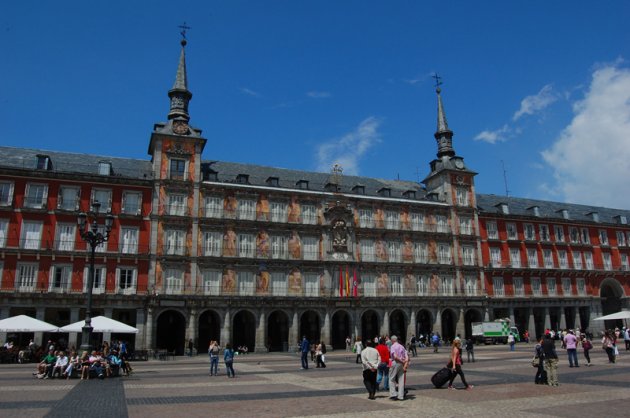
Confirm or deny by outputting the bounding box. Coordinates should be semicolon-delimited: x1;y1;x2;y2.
2;1;630;208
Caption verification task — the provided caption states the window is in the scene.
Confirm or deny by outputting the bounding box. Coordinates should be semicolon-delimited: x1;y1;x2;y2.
543;249;554;268
486;221;498;239
236;174;249;184
562;277;572;295
385;210;400;229
238;234;255;258
462;246;475;266
621;254;629;271
297;180;309;190
271;272;287;296
270;202;288;222
531;277;542;296
459;217;473;235
20;220;43;249
58;186;80;211
490;247;502;267
576;278;586;296
302;205;317;225
0;181;14;206
572;251;583;269
116;267;137;295
362;273;376;297
204;196;223;218
456;186;469;206
83;265;106;294
509;248;521;268
202;270;221;295
237;199;255;220
98;161;112;175
438;243;451;264
506;223;517;240
584;252;594;269
414;242;428;263
303;236;318;261
513;277;524;296
554;226;565;243
0;262;3;289
388;241;401;262
0;219;7;247
170;158;186;180
410;212;424;231
24;183;48;208
203;231;222;257
527;248;538;268
558;250;568;269
501;204;510;215
17;263;38;292
560;209;570;220
50;265;71;292
493;277;504;297
580;228;590;244
120;227;139;254
164;229;185;255
569;227;580;243
164;268;183;294
524;224;536;241
617;231;627;247
304;273;319;297
440;275;454;295
547;278;556;296
168;194;186;216
271;235;288;259
55;223;76;251
238;271;254;296
390;274;403;296
358;209;374;228
599;229;609;246
91;189;112;213
417;275;429;296
464;275;477;296
121;191;142;215
436;215;448;233
539;225;550;242
602;253;612;270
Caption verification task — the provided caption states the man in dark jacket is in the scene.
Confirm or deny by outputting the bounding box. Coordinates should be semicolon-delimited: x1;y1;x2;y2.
541;334;559;386
300;336;310;370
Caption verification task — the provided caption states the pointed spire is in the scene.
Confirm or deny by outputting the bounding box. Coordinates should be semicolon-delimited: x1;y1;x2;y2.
167;38;193;122
432;74;455;158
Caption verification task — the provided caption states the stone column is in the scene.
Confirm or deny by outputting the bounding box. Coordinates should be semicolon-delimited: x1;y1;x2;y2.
135;308;146;350
455;307;466;338
589;302;604;335
102;307;113;345
508;307;515;327
220;309;231;346
255;309;267;353
407;310;417;340
0;306;9;346
543;307;551;331
559;307;566;330
433;308;442;335
527;308;535;340
289;309;299;351
145;307;154;351
35;307;46;348
322;311;331;349
483;307;490;322
380;309;390;338
187;308;197;354
67;308;80;349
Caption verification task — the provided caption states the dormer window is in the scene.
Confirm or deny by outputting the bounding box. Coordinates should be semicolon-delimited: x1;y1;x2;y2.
98;161;112;176
296;180;309;190
324;182;338;192
615;215;627;225
588;212;600;222
352;185;365;195
203;170;218;181
378;187;391;197
526;206;539;217
497;203;510;215
559;209;570;220
36;155;52;170
403;190;416;199
266;177;279;187
426;192;439;201
236;174;249;184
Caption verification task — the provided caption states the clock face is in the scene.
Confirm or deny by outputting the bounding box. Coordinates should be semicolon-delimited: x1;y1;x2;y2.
173;120;189;135
454;159;464;169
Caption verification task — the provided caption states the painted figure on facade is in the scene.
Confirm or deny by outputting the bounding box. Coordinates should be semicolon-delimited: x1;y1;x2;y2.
375;238;388;262
374;206;385;229
223;227;237;257
256;271;270;294
377;273;388;294
402;236;414;262
429;273;440;294
288;231;302;259
404;273;415;293
427;240;438;263
332;219;348;251
401;206;410;230
224;193;237;218
222;269;236;293
256;193;270;221
289;269;302;293
287;195;301;223
256;230;270;258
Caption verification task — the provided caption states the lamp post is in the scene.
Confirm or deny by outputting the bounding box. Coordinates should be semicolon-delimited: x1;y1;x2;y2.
77;201;114;353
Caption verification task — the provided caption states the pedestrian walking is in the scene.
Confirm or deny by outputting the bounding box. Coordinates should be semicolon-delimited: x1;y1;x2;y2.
534;336;547;385
581;336;592;366
465;338;475;363
388;335;409;401
447;340;473;390
224;343;235;378
300;336;310;370
354;337;363;364
375;338;390;391
563;330;579;367
360;340;380;400
188;339;194;357
542;334;559;386
602;330;615;363
508;333;516;351
409;335;417;357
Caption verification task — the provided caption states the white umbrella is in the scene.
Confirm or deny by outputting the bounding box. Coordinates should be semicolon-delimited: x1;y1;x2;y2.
0;315;59;332
593;311;630;321
58;316;138;334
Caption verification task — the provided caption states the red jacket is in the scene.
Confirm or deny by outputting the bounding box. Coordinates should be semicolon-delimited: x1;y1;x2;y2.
376;344;390;364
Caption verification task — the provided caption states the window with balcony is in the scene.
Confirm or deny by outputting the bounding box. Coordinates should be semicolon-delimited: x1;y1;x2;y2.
436;215;448;233
168;194;186;216
513;277;524;296
359;209;374;228
164;229;185;255
539;225;551;242
50;265;71;293
0;181;14;206
83;266;106;294
120;227;139;254
271;272;287;296
584;252;594;269
543;249;554;268
414;242;428;263
202;231;222;257
390;274;403;296
303;236;318;260
410;212;424;231
121;191;142;215
58;186;80;211
562;277;572;295
271;235;288;259
237;199;255;220
438;243;451;264
524;224;536;241
440;275;454;295
238;234;255;258
506;223;518;240
572;251;583;269
17;263;38;292
385;210;399;229
493;277;504;297
55;223;76;251
490;247;502;267
362;273;376;297
509;248;521;268
621;254;629;271
558;250;568;269
116;267;137;295
531;277;542;296
547;278;557;296
0;219;7;247
462;245;475;266
456;186;469;206
270;202;288;222
302;204;317;225
486;221;499;239
24;183;48;208
527;248;538;268
554;226;565;243
91;189;112;213
164;268;183;294
464;275;477;296
459;217;473;235
581;228;590;244
602;252;612;270
169;158;187;180
238;271;254;296
417;275;429;296
360;239;374;262
20;220;43;250
569;227;580;243
202;269;221;295
617;231;627;247
304;273;319;297
204;196;223;218
599;229;609;246
388;241;401;262
576;278;586;296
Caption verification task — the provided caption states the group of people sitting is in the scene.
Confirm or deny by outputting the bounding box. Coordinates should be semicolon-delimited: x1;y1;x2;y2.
34;348;133;380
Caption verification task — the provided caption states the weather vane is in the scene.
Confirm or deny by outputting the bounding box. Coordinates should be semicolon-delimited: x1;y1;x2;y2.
178;22;191;40
432;73;443;91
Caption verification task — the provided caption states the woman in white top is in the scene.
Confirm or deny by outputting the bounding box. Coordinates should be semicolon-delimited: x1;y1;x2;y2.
354;338;363;364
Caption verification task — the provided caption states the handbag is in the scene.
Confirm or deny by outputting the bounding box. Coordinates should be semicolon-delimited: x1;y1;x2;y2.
531;356;540;367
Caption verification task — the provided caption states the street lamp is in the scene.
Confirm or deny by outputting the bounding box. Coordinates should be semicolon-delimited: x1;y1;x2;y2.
77;201;114;353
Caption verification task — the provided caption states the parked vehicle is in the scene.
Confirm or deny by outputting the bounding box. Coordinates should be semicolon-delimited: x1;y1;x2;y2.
472;320;520;344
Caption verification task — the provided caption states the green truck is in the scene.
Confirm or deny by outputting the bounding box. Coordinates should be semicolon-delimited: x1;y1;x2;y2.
472;320;520;344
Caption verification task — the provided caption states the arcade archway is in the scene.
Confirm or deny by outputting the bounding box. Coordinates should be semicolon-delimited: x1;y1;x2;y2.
416;309;433;342
267;310;289;352
331;310;350;349
361;310;379;342
198;310;221;352
441;309;457;342
300;310;321;345
464;309;483;339
156;310;186;355
389;309;407;343
233;310;256;352
601;278;625;329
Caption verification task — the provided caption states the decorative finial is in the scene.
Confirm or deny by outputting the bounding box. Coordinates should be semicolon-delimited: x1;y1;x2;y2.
178;22;191;46
432;73;443;94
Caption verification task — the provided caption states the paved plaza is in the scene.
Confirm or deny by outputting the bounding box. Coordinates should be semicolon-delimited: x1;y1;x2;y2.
1;344;630;418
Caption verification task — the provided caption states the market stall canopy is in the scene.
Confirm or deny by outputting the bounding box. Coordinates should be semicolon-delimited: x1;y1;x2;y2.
58;316;138;334
593;311;630;321
0;315;59;332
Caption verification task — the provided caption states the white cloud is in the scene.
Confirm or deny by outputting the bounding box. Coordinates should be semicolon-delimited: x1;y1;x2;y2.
513;84;557;121
307;91;331;99
316;117;382;175
474;124;510;144
541;63;630;208
239;87;260;97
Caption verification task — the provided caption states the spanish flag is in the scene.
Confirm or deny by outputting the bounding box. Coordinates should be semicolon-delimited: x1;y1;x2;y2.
345;266;350;298
339;266;343;297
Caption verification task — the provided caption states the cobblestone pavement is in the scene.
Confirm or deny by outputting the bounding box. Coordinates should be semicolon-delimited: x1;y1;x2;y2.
2;344;630;418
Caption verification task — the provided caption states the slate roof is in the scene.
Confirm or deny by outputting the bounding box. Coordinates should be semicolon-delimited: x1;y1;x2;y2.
477;194;630;225
0;146;153;180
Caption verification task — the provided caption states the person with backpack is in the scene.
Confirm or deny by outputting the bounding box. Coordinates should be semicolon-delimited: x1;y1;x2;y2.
224;343;235;378
534;336;547;384
465;338;475;363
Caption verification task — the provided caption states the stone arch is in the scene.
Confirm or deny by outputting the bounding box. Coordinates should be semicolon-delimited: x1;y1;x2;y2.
198;309;221;352
441;308;457;342
331;310;351;350
300;310;321;345
389;309;408;343
267;310;290;352
156;309;186;355
600;278;625;329
361;309;380;343
232;310;256;352
415;309;433;341
464;308;483;339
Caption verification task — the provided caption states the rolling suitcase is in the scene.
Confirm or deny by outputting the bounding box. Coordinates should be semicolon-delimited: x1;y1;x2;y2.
431;367;452;388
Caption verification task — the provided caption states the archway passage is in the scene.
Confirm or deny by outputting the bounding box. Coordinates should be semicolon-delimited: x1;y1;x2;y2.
361;310;379;343
233;310;256;352
601;279;624;330
514;308;529;340
331;310;350;350
563;307;576;330
267;310;289;352
441;309;456;342
579;306;590;332
156;310;186;355
533;308;546;339
300;310;321;346
416;309;433;344
464;309;483;339
389;310;406;344
198;310;221;352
